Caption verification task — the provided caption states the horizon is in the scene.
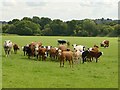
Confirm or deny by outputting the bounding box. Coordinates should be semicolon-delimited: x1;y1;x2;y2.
0;16;119;22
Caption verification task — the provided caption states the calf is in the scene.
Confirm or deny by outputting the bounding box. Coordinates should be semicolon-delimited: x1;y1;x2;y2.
13;44;19;54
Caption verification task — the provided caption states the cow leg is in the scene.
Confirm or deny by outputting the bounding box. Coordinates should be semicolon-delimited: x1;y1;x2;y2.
28;54;30;59
60;59;63;67
63;60;64;67
72;60;73;68
8;50;11;57
14;50;17;54
96;58;98;63
82;58;84;63
68;60;71;67
38;55;41;61
36;54;39;59
23;51;25;56
4;50;7;57
42;56;44;61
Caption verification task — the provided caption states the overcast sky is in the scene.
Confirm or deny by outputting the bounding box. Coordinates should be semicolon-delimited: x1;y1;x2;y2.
0;0;119;21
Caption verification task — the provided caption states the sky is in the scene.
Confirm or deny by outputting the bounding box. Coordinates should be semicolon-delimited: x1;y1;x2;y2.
0;0;119;21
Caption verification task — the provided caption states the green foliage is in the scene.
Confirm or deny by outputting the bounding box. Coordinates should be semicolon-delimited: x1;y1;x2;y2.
82;19;97;36
50;19;68;36
2;16;119;37
15;20;41;35
39;17;52;30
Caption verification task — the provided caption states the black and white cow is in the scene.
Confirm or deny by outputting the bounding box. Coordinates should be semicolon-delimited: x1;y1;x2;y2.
82;50;103;63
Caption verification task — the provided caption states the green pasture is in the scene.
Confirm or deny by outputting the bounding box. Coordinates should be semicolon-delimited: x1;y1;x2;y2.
2;36;118;88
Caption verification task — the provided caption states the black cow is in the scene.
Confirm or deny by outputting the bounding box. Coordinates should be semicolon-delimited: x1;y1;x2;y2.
57;39;70;47
22;45;29;56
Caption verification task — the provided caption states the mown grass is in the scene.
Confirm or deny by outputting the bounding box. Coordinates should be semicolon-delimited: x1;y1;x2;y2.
2;36;118;88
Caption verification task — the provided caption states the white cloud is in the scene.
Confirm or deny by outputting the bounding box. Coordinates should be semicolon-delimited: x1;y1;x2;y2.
1;0;119;21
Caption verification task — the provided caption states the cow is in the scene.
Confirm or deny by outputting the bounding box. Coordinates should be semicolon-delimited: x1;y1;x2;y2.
73;50;83;64
22;44;29;56
3;40;13;57
82;50;103;63
37;46;47;61
26;42;42;59
72;44;85;63
58;50;73;67
72;44;85;51
89;45;99;53
13;44;20;54
57;39;70;47
58;44;67;51
49;47;58;60
46;46;52;57
100;40;109;48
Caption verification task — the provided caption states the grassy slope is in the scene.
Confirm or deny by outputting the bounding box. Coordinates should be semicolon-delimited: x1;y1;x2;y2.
2;36;118;88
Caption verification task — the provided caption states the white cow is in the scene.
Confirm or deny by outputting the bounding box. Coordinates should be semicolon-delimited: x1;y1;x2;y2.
3;40;13;57
72;44;85;51
72;44;85;64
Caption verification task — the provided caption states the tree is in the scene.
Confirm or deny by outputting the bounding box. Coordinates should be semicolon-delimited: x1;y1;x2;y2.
21;17;32;21
8;19;20;24
49;19;67;36
82;19;97;36
32;16;41;24
15;20;41;35
7;24;16;34
66;20;77;36
42;24;53;36
2;24;9;33
39;17;52;30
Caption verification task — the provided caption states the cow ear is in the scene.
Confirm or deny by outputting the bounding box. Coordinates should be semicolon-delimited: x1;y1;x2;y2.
72;44;73;46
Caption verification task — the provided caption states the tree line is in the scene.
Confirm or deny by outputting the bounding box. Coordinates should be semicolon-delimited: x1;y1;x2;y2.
2;16;119;36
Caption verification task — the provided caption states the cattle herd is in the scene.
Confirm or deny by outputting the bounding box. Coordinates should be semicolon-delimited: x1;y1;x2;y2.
3;39;109;67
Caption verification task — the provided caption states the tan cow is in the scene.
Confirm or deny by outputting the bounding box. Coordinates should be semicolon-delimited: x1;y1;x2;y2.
59;50;73;67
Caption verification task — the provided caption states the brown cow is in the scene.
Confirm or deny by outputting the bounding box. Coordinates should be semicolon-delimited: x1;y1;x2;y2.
58;44;67;51
13;44;19;54
37;47;47;61
100;40;109;48
59;50;73;67
89;45;99;53
49;47;58;60
27;42;42;59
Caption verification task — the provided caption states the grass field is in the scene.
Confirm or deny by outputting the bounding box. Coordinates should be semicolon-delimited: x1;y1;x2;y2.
2;36;118;88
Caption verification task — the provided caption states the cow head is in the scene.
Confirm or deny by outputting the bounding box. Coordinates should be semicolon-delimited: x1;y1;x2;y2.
4;40;12;47
72;44;77;50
